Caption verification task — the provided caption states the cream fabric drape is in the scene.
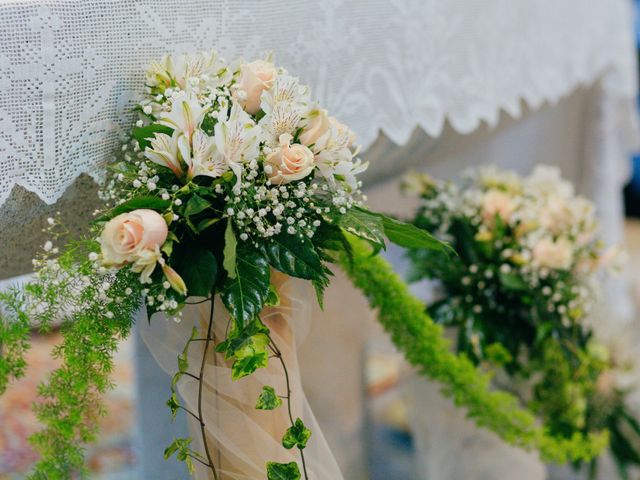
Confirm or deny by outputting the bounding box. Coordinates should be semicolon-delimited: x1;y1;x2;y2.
139;275;343;480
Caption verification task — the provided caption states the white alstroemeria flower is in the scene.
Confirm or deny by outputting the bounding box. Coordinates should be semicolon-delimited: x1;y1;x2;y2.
214;103;260;186
158;93;205;140
130;246;163;283
317;156;368;191
146;55;174;89
260;74;309;115
146;51;231;92
259;101;302;146
144;132;184;177
179;130;227;179
313;116;365;190
177;51;231;90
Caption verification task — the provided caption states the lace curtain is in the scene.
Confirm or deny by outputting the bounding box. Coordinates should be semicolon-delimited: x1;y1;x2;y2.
0;0;636;206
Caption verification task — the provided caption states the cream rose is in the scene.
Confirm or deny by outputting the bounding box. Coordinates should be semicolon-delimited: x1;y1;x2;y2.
100;209;168;266
482;189;515;223
532;237;573;270
265;133;315;185
299;108;330;148
235;60;277;115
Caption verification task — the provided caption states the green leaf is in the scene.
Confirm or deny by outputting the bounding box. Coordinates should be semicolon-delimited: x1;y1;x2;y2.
263;233;326;281
161;240;174;257
329;206;385;250
176;327;198;373
173;245;218;297
314;222;353;263
282;418;312;450
215;318;271;380
196;217;221;233
380;214;451;252
232;352;269;380
221;244;270;327
266;461;301;480
256;385;283;410
265;285;280;307
183;194;211;217
166;392;180;420
97;196;170;221
223;222;237;279
163;437;196;473
133;123;173;149
499;272;528;291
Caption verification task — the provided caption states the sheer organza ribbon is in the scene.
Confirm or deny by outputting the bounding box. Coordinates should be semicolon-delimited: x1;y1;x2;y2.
139;275;343;479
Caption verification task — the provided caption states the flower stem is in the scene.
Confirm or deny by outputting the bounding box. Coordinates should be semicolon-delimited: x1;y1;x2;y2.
197;292;219;480
269;339;309;480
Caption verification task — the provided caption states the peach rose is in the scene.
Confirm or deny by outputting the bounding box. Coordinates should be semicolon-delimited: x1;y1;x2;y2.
532;237;573;270
265;133;315;185
100;209;168;266
235;60;277;115
299;108;330;148
482;189;515;223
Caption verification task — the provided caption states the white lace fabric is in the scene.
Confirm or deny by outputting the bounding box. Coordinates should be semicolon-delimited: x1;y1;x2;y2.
0;0;636;206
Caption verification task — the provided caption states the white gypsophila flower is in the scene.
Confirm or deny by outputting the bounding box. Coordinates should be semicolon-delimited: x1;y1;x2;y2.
213;102;260;186
158;92;205;140
144;131;183;177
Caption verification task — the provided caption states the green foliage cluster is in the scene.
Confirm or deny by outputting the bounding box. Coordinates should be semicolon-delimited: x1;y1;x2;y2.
339;236;609;464
0;238;143;479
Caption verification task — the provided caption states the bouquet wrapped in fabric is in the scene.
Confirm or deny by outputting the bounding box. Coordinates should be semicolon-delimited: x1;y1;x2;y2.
0;51;443;480
406;165;640;476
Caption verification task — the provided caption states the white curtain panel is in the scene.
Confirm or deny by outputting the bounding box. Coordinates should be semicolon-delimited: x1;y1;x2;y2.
0;0;636;206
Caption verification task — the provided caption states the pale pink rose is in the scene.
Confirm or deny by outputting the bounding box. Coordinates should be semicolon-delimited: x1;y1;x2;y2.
532;237;573;270
299;108;330;148
482;189;515;223
100;209;168;266
235;60;277;115
265;133;315;185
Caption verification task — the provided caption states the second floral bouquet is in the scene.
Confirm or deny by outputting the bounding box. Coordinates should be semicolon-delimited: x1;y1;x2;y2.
406;165;640;476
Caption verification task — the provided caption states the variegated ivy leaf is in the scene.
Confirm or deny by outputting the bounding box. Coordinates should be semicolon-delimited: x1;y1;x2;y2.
215;317;271;380
163;437;196;474
282;418;312;450
266;461;301;480
256;385;282;410
166;392;180;420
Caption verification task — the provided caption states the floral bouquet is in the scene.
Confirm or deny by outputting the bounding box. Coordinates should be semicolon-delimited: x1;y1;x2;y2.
0;51;443;480
405;165;640;476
